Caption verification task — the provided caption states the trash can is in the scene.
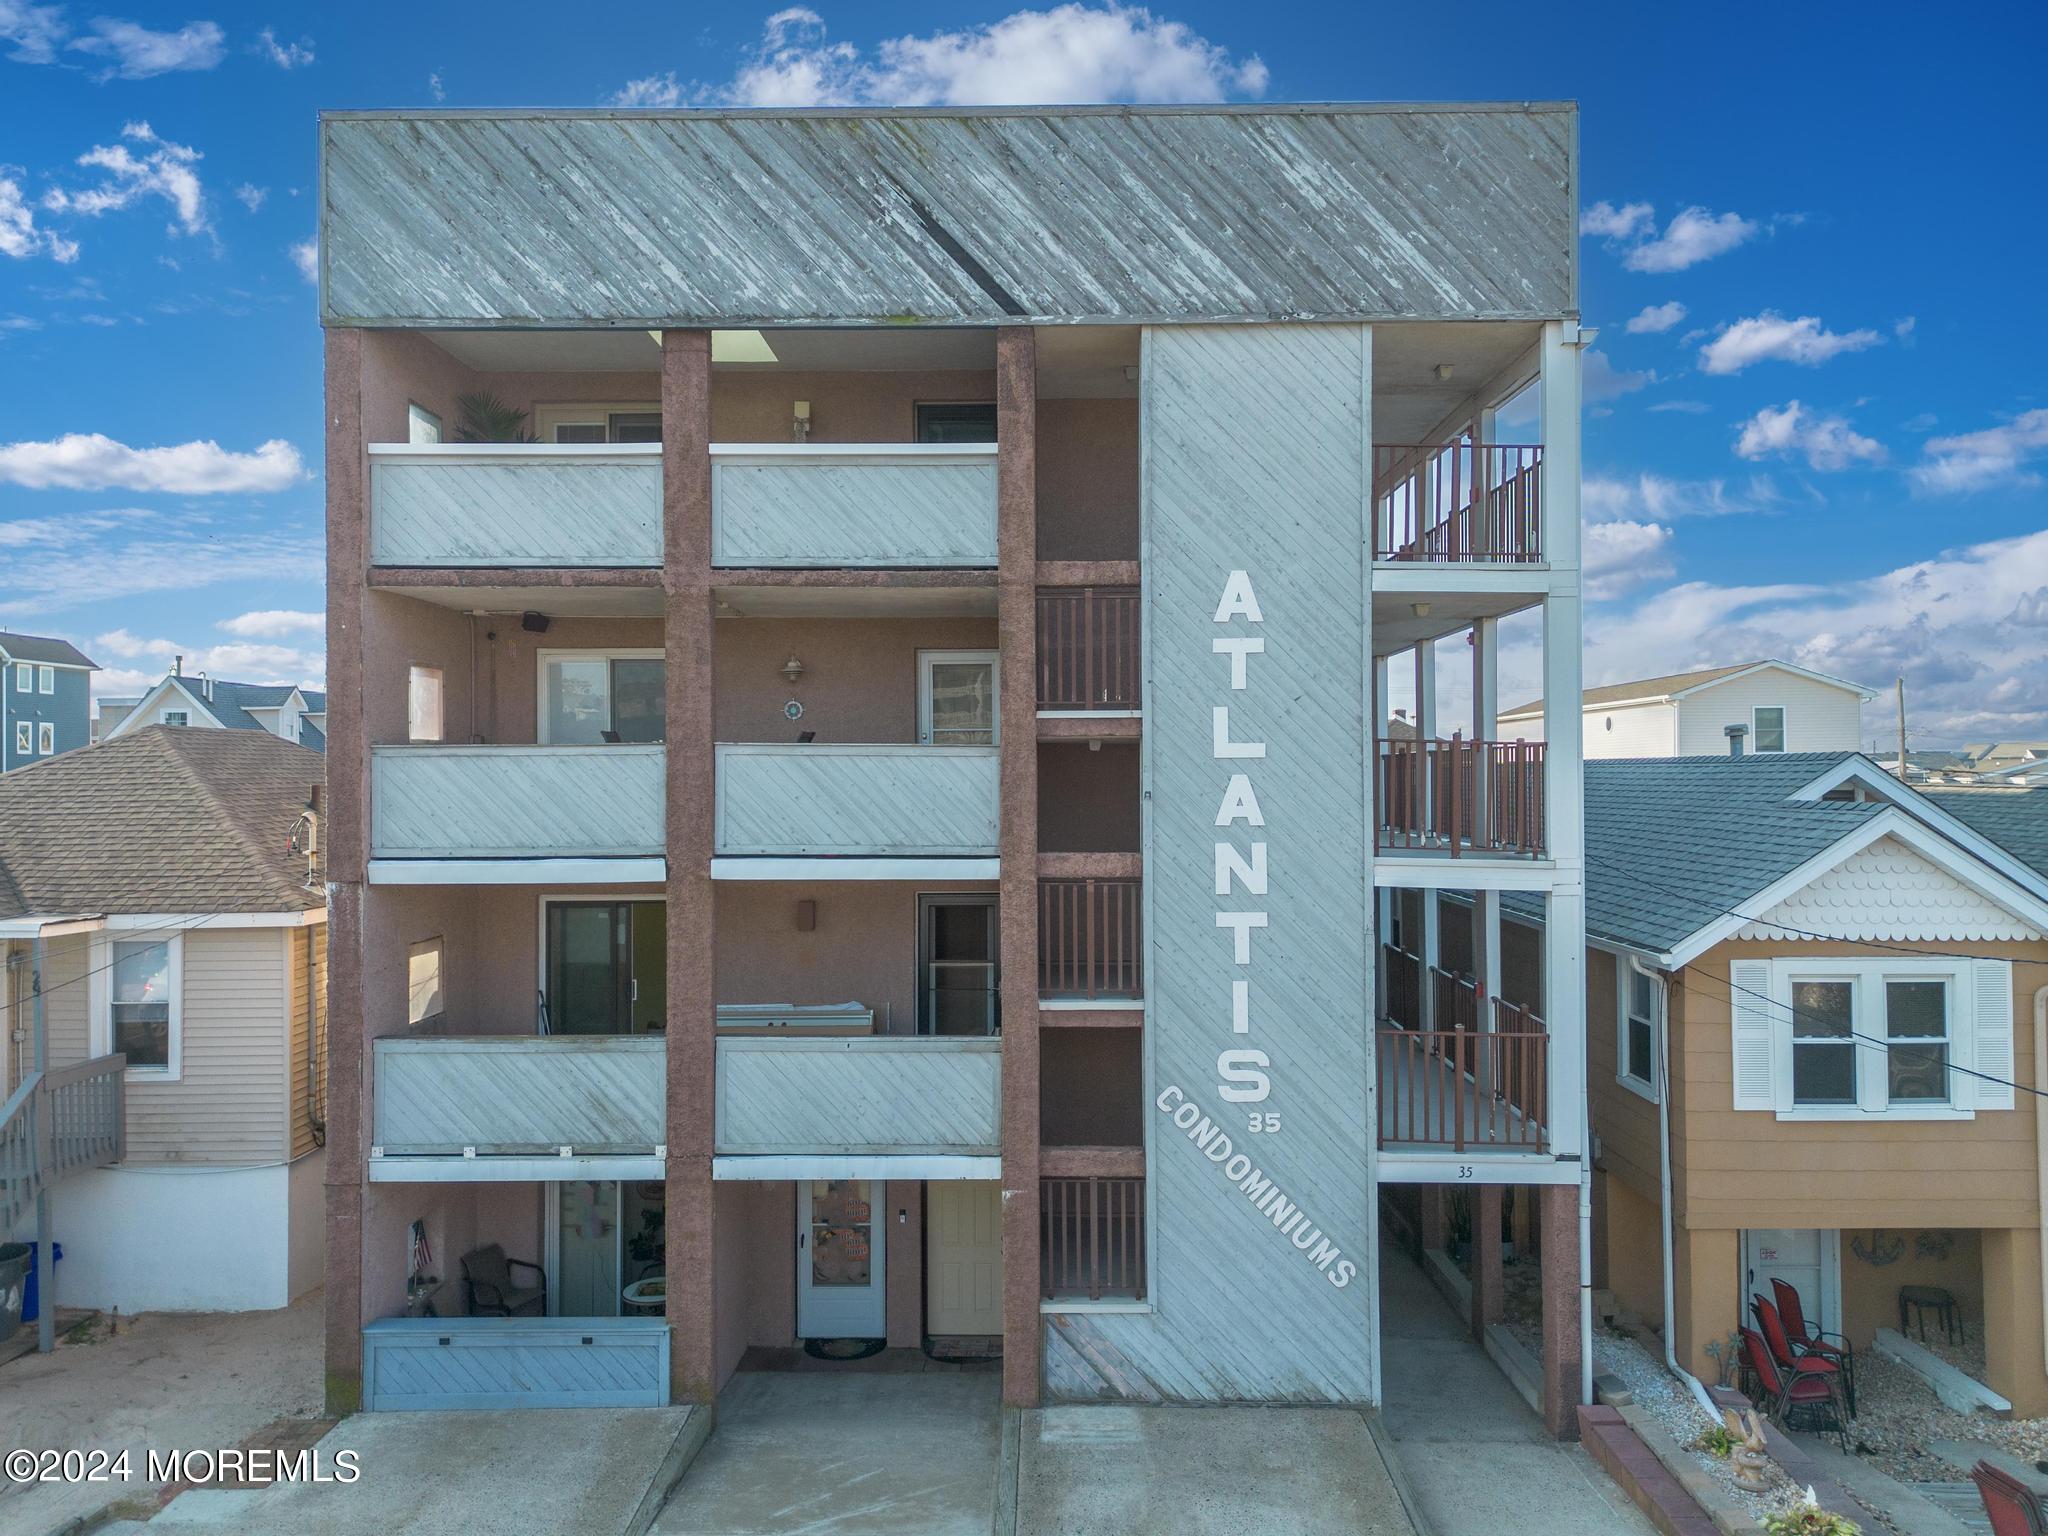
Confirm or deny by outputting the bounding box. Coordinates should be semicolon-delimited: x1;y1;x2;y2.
0;1242;29;1343
21;1241;60;1325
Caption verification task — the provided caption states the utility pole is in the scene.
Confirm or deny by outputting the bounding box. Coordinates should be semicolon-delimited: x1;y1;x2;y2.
1896;677;1908;781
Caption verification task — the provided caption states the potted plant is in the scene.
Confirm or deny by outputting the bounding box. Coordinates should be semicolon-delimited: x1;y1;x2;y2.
455;391;537;443
1763;1491;1860;1536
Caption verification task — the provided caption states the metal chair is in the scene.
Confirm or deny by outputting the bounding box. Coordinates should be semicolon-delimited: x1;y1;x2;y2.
1741;1325;1848;1449
1769;1279;1857;1416
1753;1294;1853;1418
1972;1460;2048;1536
461;1245;546;1317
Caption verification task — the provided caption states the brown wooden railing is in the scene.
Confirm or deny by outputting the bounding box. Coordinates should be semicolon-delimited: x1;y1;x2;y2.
1038;877;1143;999
1378;1003;1547;1151
1036;586;1141;709
1432;967;1480;1033
1376;735;1546;856
1374;443;1543;564
1041;1176;1146;1300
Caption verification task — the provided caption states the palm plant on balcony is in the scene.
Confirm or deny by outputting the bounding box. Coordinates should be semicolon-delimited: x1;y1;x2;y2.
454;391;536;443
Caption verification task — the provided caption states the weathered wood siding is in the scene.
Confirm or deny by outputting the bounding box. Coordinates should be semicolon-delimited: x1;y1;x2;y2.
1674;937;2042;1230
127;928;290;1165
714;1038;1001;1156
371;745;665;859
372;1035;665;1155
369;446;661;567
711;447;998;568
714;743;999;856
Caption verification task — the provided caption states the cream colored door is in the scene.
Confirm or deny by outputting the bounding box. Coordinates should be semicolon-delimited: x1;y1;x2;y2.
926;1181;1003;1335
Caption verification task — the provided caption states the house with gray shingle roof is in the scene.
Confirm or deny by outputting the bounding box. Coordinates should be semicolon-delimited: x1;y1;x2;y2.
1400;750;2048;1416
1498;659;1874;760
102;667;326;752
0;629;98;773
0;726;328;1315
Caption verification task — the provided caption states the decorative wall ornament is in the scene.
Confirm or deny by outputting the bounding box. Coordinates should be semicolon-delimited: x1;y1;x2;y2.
1914;1230;1955;1262
783;699;804;721
1851;1231;1906;1267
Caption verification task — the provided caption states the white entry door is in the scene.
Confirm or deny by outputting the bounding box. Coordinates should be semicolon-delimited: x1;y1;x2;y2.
927;1182;1003;1335
1742;1229;1841;1335
797;1180;887;1338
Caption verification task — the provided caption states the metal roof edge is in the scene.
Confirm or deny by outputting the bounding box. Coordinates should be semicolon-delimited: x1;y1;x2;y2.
319;100;1578;124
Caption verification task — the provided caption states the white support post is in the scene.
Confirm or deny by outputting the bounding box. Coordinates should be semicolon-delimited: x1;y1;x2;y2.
1414;642;1440;1032
33;931;52;1355
1472;616;1504;1096
1373;653;1392;1021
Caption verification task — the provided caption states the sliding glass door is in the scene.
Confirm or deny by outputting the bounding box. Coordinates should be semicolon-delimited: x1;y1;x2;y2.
543;900;666;1035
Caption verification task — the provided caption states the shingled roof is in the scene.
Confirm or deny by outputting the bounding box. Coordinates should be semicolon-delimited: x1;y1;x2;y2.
1923;786;2048;881
0;727;324;920
0;629;97;670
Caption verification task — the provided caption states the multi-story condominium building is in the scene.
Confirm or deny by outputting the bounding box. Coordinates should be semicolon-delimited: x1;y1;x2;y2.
0;630;97;771
318;102;1590;1433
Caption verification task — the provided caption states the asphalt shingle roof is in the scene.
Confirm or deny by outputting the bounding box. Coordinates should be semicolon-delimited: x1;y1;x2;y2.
0;726;324;919
0;630;97;669
1500;662;1755;720
1923;787;2048;881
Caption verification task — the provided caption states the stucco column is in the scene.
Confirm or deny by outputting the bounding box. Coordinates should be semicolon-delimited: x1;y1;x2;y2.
663;330;717;1404
996;325;1042;1407
1470;1184;1504;1339
1983;1227;2048;1417
1539;1181;1583;1438
321;326;369;1415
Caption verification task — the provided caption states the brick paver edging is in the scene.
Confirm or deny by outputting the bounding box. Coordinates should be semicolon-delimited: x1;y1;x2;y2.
1579;1405;1720;1536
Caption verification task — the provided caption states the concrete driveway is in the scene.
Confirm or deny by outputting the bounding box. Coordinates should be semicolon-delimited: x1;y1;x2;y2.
0;1291;323;1536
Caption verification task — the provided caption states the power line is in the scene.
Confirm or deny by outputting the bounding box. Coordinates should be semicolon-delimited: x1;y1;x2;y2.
0;912;233;1017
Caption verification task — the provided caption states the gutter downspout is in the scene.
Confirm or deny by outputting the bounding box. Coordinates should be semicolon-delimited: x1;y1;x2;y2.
1582;1001;1595;1411
2035;987;2047;1383
1634;954;1719;1419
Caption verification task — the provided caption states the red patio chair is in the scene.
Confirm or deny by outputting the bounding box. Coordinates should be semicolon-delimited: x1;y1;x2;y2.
1741;1325;1848;1449
1973;1459;2048;1536
1753;1294;1853;1418
1770;1279;1857;1416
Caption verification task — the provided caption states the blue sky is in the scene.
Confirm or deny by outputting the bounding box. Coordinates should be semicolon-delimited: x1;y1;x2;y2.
1;1;2045;741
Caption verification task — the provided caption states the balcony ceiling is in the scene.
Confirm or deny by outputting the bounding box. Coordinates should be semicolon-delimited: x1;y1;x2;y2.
1371;586;1543;656
1372;321;1543;444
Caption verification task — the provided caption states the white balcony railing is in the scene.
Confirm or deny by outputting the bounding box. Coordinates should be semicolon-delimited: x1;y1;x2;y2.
710;444;998;568
715;1037;1001;1156
370;745;665;860
368;443;662;568
714;743;999;857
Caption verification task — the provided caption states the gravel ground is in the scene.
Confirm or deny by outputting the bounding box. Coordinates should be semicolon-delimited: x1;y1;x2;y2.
1849;1348;2048;1483
1911;1317;1989;1380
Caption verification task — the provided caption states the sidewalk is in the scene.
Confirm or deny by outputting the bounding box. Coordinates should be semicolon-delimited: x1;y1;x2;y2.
1376;1247;1657;1536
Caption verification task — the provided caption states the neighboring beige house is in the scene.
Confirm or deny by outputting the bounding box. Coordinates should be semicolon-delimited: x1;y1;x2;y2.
1500;660;1874;760
0;727;328;1313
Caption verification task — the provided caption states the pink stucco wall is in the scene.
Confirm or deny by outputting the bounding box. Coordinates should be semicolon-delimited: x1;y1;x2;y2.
713;617;999;744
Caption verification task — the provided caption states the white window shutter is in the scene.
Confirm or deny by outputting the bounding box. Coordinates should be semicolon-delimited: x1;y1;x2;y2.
1972;959;2015;1110
1729;959;1776;1110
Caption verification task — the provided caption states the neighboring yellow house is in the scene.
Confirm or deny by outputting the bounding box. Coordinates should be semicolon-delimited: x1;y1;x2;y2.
1438;753;2048;1414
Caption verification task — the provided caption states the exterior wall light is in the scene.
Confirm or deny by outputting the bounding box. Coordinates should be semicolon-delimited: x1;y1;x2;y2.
781;655;805;684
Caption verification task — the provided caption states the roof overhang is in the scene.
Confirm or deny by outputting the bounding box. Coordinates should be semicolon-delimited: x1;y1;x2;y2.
1790;758;2048;904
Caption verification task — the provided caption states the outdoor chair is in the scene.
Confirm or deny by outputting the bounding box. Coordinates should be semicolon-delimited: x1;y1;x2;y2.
461;1245;546;1317
1973;1459;2048;1536
1753;1293;1854;1417
1741;1325;1848;1450
1769;1279;1857;1416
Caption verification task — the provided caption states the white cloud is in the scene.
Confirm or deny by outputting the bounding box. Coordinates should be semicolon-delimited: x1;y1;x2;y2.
255;26;313;68
1582;471;1781;524
0;432;305;493
1625;301;1687;335
637;5;1269;108
1582;519;1674;600
427;69;445;101
89;631;324;691
0;174;80;261
69;17;224;80
1908;408;2048;496
1582;349;1653;401
1623;206;1757;272
1734;401;1886;471
1894;316;1916;339
1648;400;1709;415
289;237;317;283
0;506;322;621
0;0;65;63
219;609;323;639
43;121;210;238
1698;312;1883;375
234;182;267;212
1579;200;1652;240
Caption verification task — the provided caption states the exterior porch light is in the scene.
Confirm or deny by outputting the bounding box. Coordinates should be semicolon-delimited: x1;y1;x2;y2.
780;655;805;685
1411;602;1431;618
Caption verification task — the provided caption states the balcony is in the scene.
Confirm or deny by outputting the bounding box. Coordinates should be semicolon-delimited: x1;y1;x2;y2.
1374;442;1542;565
1038;876;1143;1001
370;745;665;862
714;1036;1001;1157
711;444;998;568
1035;586;1141;710
1378;950;1548;1156
1040;1175;1146;1302
368;443;663;568
1376;735;1546;858
713;743;1000;859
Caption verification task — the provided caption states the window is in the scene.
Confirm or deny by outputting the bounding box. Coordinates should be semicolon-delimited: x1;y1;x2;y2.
13;721;30;756
919;650;999;744
37;665;53;694
539;406;661;444
36;722;53;755
1790;979;1856;1105
538;651;665;744
918;894;999;1035
1753;706;1787;754
162;710;189;727
915;402;997;443
12;662;28;692
107;936;179;1073
406;939;445;1026
1884;979;1948;1103
1618;957;1660;1098
407;666;444;743
407;403;442;445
